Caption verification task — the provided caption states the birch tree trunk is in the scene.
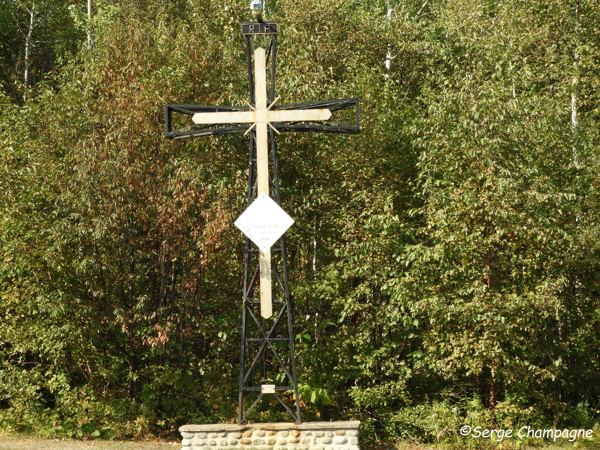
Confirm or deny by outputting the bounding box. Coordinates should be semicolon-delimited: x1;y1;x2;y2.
571;0;580;168
384;1;393;74
87;0;93;49
383;0;395;105
24;2;36;88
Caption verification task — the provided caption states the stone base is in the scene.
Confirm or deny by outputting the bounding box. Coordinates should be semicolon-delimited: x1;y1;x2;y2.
180;421;360;450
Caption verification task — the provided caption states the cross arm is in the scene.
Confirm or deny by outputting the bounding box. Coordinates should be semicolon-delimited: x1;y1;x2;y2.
164;97;360;139
164;104;251;139
272;97;360;134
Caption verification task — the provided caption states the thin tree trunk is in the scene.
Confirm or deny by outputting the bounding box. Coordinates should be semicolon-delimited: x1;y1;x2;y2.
486;251;497;421
571;0;580;168
128;325;137;399
488;380;497;411
87;0;93;49
385;1;393;73
24;2;36;88
128;248;136;400
383;0;395;105
312;216;320;274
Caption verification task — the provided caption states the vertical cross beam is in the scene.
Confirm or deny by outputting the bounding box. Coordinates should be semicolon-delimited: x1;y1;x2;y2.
254;48;273;320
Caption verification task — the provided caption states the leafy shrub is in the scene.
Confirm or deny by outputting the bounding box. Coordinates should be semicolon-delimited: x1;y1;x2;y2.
386;399;464;445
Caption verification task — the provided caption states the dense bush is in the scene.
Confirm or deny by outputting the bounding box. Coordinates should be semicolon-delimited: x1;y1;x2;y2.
1;0;599;445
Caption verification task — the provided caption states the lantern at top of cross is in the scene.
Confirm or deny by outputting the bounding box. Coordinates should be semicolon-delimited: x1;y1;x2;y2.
250;0;263;19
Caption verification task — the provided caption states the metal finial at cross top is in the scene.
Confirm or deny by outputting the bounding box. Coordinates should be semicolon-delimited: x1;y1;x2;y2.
163;4;359;424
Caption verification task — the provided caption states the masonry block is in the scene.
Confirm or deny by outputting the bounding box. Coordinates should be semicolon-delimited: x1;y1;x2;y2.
179;422;360;450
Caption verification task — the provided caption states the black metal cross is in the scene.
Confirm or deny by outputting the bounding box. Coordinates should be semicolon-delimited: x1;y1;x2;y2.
164;21;359;424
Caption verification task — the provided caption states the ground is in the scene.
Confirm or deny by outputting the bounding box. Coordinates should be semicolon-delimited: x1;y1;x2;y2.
0;436;179;450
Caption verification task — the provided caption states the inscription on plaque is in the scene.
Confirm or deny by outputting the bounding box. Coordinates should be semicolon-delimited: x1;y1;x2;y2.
242;22;278;35
234;193;294;253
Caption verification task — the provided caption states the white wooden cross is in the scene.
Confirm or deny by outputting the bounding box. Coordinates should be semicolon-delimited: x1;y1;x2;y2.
192;48;332;319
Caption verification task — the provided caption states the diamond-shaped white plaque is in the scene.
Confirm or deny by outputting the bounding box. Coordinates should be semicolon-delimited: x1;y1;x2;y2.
234;193;294;252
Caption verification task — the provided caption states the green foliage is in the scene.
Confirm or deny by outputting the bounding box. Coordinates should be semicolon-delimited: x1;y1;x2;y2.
386;400;465;445
297;383;333;407
0;0;82;102
0;0;599;446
